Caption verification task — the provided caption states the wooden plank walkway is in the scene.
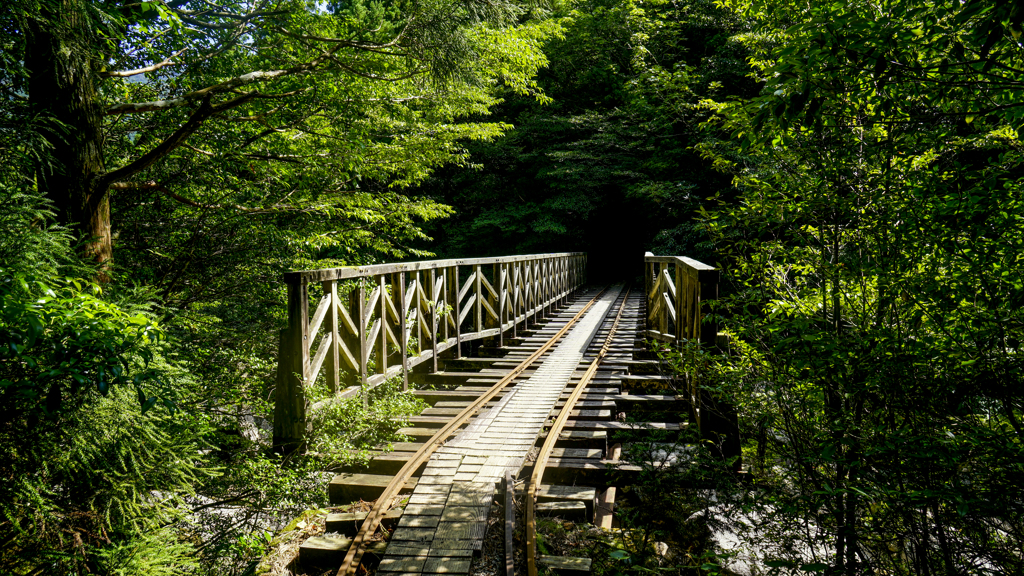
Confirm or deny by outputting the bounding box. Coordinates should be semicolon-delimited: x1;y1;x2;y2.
376;286;625;576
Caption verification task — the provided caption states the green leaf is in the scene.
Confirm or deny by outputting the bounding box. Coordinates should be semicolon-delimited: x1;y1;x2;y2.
609;550;630;560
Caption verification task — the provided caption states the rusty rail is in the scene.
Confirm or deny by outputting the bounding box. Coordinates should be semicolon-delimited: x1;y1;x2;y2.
525;288;631;576
334;287;607;576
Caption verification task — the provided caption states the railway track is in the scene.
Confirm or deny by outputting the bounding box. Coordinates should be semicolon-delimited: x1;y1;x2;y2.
292;285;686;576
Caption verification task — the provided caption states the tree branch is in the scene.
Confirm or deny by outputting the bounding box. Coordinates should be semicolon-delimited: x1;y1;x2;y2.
105;51;335;116
101;49;188;78
101;91;258;187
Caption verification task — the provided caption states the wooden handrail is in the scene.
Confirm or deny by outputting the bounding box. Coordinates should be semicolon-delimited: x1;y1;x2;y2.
273;252;587;452
643;251;719;347
283;252;585;283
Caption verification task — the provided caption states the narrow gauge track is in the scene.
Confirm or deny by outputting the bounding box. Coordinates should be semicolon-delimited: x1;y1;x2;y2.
299;285;671;576
335;287;612;576
524;288;631;576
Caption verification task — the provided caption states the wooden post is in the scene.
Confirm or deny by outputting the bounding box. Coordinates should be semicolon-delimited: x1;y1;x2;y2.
674;264;684;345
496;263;505;348
644;255;654;334
658;263;669;336
541;259;548;318
273;280;309;453
453;265;462;359
398;271;409;391
535;260;542;321
442;266;452;343
376;275;386;381
560;256;566;304
474;265;483;334
430;268;439;373
414;271;423;362
511;263;519;339
358;282;368;407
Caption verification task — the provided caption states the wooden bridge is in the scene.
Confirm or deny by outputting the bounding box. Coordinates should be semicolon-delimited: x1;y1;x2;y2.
270;252;738;576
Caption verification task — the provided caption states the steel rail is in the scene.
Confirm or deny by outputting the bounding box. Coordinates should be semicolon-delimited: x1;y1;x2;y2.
335;287;608;576
525;288;631;576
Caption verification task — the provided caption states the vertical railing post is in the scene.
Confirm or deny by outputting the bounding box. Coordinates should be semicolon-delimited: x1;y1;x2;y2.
497;263;506;347
547;258;553;314
378;275;388;382
430;268;439;373
274;280;309;453
536;260;544;323
541;259;549;318
644;255;654;334
414;271;423;361
357;281;368;407
342;286;360;389
398;271;409;391
561;256;567;303
453;265;462;359
558;257;564;303
443;267;452;344
573;255;578;292
474;265;483;334
511;262;519;339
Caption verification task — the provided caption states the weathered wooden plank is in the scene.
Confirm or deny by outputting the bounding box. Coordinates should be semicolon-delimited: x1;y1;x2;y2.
273;282;308;453
504;471;515;576
439;506;489;522
538;556;592;576
434;521;487;540
308;293;332;344
364;318;381;366
308;333;332;385
337;296;359;337
327;509;403;535
423;556;472;574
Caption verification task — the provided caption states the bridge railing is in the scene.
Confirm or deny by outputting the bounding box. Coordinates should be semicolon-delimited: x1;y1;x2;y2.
643;252;719;347
644;252;739;470
274;252;587;451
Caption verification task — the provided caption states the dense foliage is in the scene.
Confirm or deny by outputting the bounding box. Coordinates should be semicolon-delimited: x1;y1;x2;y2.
688;0;1024;573
3;0;1023;573
413;0;757;274
2;0;550;573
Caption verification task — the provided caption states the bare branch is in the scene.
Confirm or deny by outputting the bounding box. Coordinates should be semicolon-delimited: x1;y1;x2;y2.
102;49;188;78
105;98;189;115
183;144;217;156
106;51;336;115
101;91;259;187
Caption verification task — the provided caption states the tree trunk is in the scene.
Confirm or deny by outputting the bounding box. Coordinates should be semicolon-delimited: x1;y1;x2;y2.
25;0;112;268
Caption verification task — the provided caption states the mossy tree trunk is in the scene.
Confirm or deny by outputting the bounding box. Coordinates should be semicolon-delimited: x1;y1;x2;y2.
24;0;112;268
